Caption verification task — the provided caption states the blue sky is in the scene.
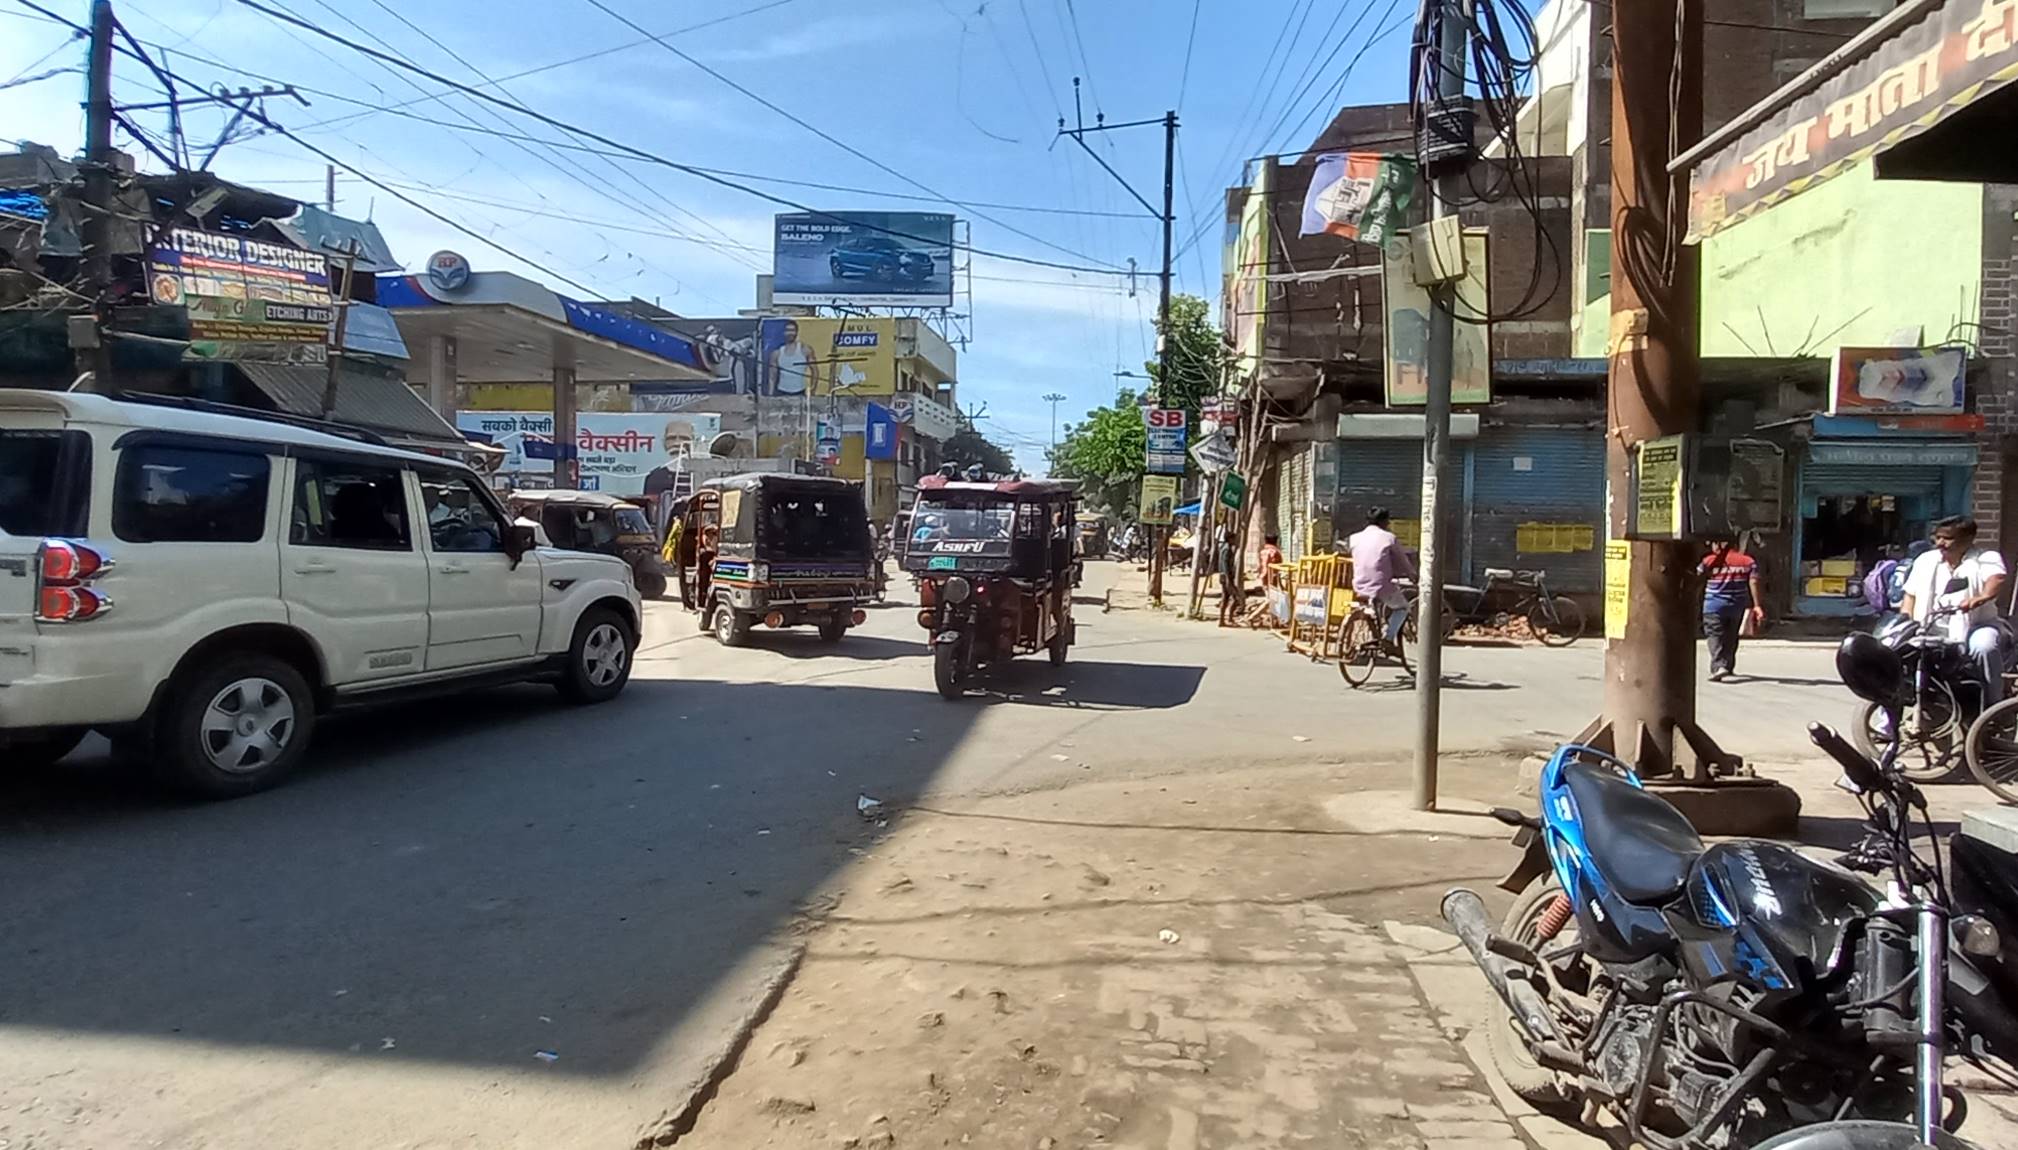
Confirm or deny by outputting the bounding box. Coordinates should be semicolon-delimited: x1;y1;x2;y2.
1;0;1415;468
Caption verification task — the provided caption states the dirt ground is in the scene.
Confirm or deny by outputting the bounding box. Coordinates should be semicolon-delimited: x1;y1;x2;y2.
659;752;1552;1150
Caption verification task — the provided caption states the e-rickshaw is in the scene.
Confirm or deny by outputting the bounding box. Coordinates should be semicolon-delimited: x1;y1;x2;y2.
903;476;1079;699
675;473;877;646
507;489;668;598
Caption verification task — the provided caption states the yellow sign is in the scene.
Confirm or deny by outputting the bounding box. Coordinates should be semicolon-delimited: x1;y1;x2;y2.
1139;475;1179;525
1633;436;1685;538
1517;522;1597;554
1604;539;1630;640
758;316;899;396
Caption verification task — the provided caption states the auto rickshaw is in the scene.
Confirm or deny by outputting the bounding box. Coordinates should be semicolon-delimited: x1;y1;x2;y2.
903;476;1078;699
507;489;668;598
675;473;876;646
1075;512;1108;559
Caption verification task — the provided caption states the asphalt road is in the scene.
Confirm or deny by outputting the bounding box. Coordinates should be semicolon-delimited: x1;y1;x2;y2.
0;564;1864;1149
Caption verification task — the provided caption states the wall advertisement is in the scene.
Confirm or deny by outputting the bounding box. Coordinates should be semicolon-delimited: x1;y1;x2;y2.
1229;164;1272;380
1383;228;1491;406
1139;475;1179;525
456;411;722;496
772;211;955;307
146;226;333;363
757;316;899;397
1828;346;1967;416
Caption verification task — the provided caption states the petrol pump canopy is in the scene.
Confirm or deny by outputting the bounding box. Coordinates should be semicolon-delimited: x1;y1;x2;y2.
1673;0;2018;242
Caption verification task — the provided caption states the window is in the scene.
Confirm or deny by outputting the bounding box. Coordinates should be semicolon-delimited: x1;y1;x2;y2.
291;460;411;550
417;474;507;553
114;444;270;543
1803;0;1895;17
0;429;90;537
914;498;1013;543
758;489;868;558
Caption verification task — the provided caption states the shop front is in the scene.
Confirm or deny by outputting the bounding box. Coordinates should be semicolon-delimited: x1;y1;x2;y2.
1791;426;1977;616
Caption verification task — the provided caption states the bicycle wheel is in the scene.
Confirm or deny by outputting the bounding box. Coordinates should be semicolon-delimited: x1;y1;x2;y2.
1856;682;1962;783
1338;612;1377;688
1528;595;1586;647
1966;696;2018;803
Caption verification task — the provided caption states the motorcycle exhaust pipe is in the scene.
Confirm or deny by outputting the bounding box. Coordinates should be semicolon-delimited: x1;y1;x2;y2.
1441;888;1581;1070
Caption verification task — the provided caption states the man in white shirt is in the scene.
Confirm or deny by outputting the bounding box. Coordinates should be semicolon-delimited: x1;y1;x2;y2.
1347;507;1416;647
1899;515;2009;703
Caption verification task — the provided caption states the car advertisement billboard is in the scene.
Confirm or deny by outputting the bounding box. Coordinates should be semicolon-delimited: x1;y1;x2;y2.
772;211;954;307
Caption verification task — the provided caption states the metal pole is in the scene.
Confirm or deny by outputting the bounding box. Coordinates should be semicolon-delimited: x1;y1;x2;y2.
1149;110;1178;605
1603;0;1703;780
76;0;116;388
325;163;336;211
1042;391;1066;455
320;240;359;418
554;364;578;488
1413;0;1471;812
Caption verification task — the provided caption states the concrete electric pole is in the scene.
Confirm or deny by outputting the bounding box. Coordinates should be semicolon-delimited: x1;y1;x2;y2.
1409;0;1472;812
74;0;117;388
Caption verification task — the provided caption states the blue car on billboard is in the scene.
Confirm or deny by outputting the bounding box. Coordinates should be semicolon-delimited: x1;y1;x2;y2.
828;235;936;283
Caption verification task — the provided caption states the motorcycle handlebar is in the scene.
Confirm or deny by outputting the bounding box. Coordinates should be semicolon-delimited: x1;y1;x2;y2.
1809;722;1890;795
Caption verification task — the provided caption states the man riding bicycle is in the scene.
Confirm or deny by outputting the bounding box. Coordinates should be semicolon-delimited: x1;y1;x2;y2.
1899;515;2009;705
1347;507;1415;652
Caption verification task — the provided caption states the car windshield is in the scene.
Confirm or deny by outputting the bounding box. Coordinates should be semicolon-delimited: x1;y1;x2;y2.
912;498;1013;542
616;507;652;534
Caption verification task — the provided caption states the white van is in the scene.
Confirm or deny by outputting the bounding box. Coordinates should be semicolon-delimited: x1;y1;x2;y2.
0;391;643;797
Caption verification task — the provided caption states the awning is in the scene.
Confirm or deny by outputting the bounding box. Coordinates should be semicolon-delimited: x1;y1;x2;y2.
1676;0;2018;241
233;361;466;448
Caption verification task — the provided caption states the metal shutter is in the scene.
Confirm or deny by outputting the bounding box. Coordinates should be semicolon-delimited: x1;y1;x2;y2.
1334;440;1424;534
1470;425;1606;593
1801;464;1944;497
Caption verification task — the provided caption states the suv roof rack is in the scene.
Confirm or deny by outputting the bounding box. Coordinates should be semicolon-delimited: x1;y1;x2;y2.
108;391;392;448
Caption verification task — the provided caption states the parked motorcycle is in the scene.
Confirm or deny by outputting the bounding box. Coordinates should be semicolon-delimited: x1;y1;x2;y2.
1440;622;2016;1149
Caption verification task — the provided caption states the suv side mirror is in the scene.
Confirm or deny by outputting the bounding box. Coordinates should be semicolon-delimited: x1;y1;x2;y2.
505;522;537;564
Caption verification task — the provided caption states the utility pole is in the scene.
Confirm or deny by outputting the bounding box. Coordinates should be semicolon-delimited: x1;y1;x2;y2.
321;240;360;418
1056;85;1176;603
74;0;117;388
1042;392;1067;457
1410;0;1472;812
325;163;337;211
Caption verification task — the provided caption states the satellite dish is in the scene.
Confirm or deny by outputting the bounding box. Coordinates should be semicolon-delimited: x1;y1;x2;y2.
706;431;742;458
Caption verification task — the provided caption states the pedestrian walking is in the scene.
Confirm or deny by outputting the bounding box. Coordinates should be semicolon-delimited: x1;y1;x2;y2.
1699;537;1764;681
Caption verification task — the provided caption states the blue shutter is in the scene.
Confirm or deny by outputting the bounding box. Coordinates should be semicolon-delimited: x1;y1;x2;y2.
1469;425;1606;593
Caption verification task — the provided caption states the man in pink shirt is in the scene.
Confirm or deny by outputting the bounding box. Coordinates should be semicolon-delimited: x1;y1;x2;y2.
1348;507;1416;647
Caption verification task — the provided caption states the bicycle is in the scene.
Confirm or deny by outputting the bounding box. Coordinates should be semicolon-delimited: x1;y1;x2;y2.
1337;599;1413;688
1406;567;1586;648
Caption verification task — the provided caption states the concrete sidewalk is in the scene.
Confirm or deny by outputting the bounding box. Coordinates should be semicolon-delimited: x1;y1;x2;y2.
665;750;2018;1149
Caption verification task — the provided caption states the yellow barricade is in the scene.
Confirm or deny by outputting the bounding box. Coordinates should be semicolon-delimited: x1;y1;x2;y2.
1287;554;1355;659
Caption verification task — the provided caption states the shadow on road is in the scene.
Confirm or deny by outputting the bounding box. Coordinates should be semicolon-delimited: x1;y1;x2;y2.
731;631;922;661
975;660;1208;711
0;677;986;1079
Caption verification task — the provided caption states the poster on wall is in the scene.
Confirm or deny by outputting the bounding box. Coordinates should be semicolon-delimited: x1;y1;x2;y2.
146;226;333;362
456;412;722;496
1300;153;1415;246
1828;346;1966;416
1229;164;1272;379
1383;228;1490;406
772;212;954;307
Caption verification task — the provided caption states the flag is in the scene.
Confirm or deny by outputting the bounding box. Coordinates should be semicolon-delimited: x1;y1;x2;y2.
1300;153;1415;245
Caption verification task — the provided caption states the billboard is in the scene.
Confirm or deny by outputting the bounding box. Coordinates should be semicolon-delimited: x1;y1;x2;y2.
629;316;760;396
757;316;898;396
456;411;722;496
1300;153;1414;246
1229;165;1272;379
147;226;333;364
772;212;954;307
1382;228;1491;406
1828;346;1966;416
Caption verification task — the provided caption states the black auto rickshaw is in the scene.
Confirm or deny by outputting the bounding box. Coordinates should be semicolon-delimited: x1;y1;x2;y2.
508;489;668;598
676;473;876;646
903;476;1079;699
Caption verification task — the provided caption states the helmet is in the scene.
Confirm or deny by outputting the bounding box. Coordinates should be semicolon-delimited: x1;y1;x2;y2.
1837;631;1906;705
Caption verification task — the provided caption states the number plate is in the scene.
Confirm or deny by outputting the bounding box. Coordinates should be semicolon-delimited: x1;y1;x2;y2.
928;556;958;570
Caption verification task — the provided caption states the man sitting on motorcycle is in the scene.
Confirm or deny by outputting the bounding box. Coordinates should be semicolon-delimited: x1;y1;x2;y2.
1899;514;2009;704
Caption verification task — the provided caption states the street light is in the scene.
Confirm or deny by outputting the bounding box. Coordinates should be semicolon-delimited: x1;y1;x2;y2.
1042;392;1067;455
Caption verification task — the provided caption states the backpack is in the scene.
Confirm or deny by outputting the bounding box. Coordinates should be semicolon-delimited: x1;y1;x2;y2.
1864;559;1899;614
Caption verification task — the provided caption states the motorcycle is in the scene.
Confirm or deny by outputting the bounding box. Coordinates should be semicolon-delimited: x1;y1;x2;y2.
1441;614;2014;1149
1852;609;1992;783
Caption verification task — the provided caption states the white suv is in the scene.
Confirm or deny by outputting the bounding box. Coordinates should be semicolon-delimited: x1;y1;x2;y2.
0;391;643;798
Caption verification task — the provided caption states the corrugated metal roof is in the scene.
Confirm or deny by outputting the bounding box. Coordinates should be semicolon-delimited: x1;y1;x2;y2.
266;205;401;273
233;361;464;446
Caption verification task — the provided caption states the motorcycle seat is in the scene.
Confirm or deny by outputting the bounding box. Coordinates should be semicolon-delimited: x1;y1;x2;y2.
1562;760;1704;905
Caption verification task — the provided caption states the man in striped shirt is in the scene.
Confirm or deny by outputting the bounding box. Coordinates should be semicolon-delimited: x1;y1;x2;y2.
1700;538;1764;682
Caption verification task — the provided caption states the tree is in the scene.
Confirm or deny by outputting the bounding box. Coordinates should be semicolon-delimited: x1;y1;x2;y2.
1143;293;1231;421
940;423;1015;477
1049;390;1146;518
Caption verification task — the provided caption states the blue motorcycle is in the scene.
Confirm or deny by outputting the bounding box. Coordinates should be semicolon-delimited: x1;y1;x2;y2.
1442;628;2015;1149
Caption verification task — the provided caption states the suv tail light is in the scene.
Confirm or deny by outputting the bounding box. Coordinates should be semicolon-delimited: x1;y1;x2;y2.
35;539;114;624
41;539;110;583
